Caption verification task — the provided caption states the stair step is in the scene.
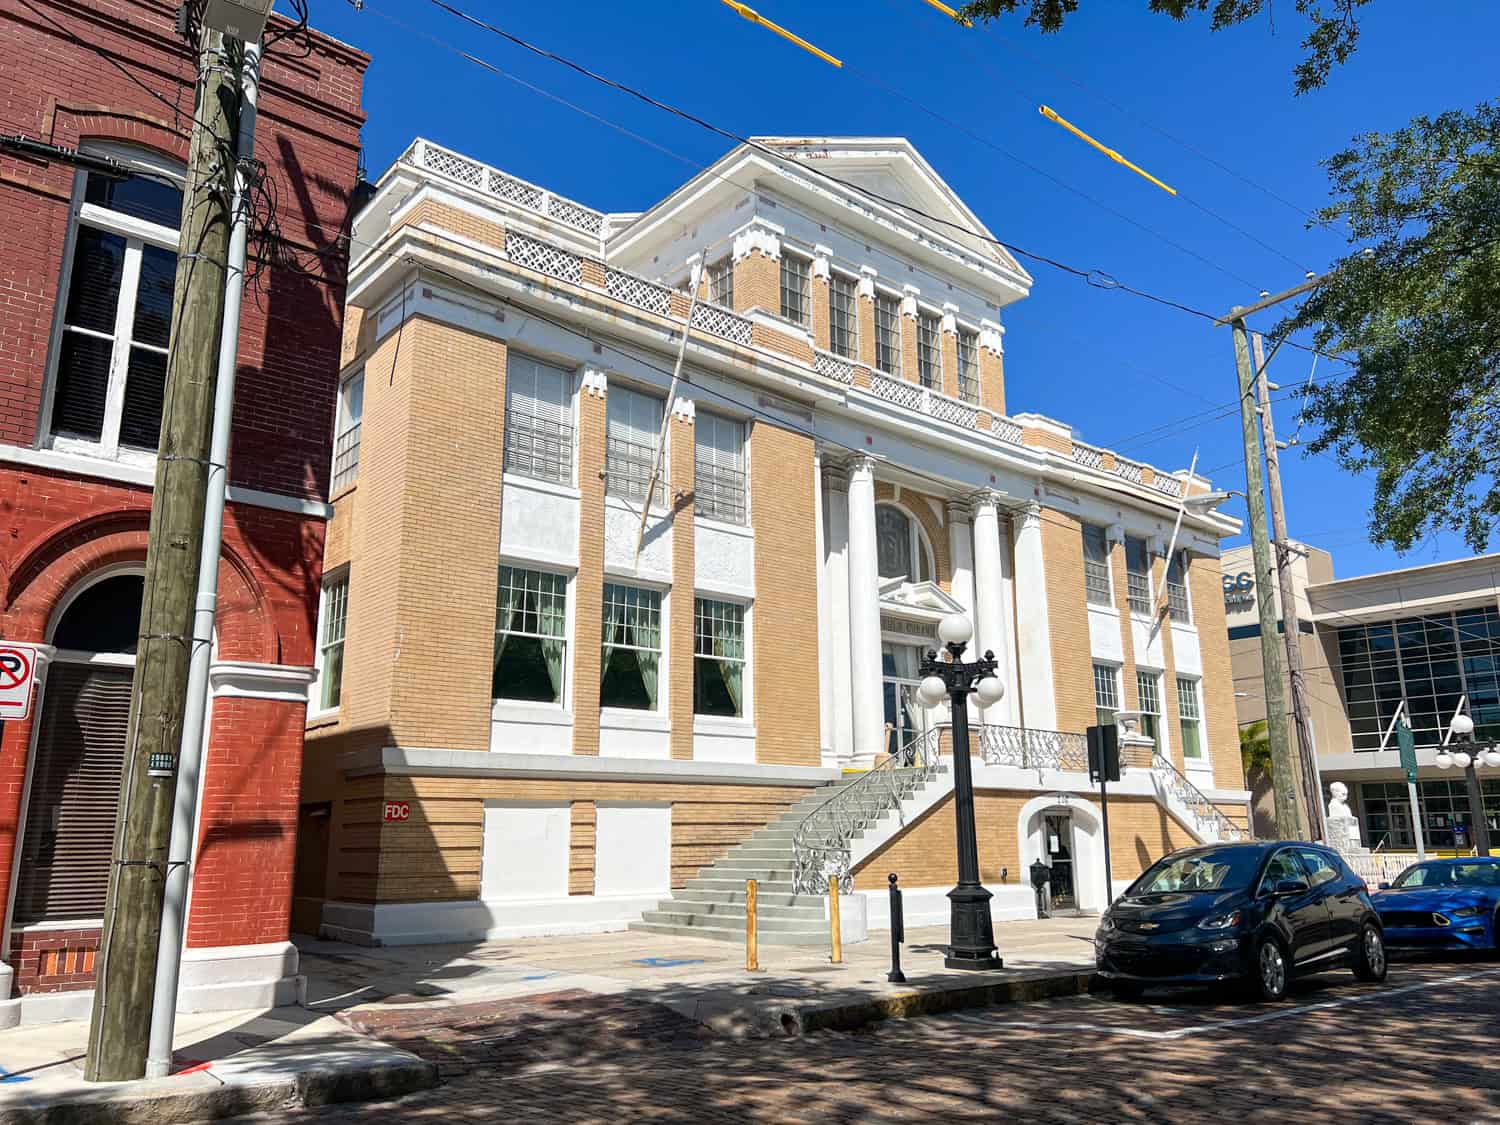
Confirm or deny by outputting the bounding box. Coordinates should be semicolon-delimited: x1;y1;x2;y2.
627;921;828;945
651;897;824;919
671;888;808;908
639;909;826;934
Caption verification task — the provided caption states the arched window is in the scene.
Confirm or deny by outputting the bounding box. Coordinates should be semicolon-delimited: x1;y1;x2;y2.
876;503;934;583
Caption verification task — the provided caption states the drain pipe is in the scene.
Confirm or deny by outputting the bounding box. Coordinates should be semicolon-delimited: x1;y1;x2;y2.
144;38;261;1079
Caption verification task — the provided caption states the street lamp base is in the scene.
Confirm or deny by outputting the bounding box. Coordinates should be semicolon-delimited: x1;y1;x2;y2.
944;951;1004;971
947;882;1003;971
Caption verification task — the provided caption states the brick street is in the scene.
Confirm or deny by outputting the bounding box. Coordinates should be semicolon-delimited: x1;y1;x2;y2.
240;956;1500;1123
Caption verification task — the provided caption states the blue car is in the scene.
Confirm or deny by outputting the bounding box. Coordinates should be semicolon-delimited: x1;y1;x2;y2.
1371;857;1500;951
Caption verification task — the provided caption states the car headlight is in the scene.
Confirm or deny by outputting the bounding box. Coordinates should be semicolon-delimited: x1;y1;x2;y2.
1097;914;1117;934
1452;905;1486;918
1197;910;1242;931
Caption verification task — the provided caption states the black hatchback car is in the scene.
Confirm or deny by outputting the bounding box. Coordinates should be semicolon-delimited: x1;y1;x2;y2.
1094;841;1387;1002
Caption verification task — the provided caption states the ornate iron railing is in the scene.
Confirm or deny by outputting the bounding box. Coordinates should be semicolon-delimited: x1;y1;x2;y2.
792;729;943;895
978;725;1090;771
1151;749;1245;842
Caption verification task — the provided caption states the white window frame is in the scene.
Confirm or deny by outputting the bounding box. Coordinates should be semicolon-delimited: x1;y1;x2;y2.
310;570;349;718
1136;668;1164;753
1124;535;1154;616
1093;661;1120;729
694;410;747;525
1165;550;1193;623
600;581;666;715
605;383;666;506
493;564;570;706
706;256;734;308
1177;675;1206;761
779;250;812;326
40;143;185;466
330;368;365;494
1082;523;1113;607
693;596;750;719
504;352;577;487
874;289;902;376
955;325;981;404
916;308;943;390
875;502;935;584
828;271;859;359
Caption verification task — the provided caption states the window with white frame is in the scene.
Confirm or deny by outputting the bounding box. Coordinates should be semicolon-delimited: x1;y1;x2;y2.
47;146;185;459
1125;535;1153;614
1093;662;1120;730
875;503;933;583
1082;524;1112;607
828;273;858;359
493;566;567;704
1177;676;1204;760
605;384;664;505
694;410;746;524
874;292;902;375
505;354;575;485
600;583;662;711
1137;670;1162;750
955;327;980;404
330;370;364;493
706;256;734;307
317;574;349;711
694;597;746;717
1166;550;1191;622
917;310;942;389
779;253;811;325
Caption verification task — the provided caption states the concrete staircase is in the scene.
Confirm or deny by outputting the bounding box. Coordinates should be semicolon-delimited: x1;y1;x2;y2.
630;767;940;944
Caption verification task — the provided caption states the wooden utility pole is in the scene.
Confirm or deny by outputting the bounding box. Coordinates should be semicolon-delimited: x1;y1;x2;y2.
1252;333;1327;842
86;28;239;1082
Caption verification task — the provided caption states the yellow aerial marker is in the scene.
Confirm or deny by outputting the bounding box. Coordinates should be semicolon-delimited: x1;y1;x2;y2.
720;1;843;67
1039;105;1177;196
920;0;974;27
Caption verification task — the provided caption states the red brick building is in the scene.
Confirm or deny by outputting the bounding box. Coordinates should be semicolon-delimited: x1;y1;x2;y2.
0;0;366;1022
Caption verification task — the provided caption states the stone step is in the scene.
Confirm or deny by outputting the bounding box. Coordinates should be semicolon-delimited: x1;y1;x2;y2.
639;909;826;935
650;896;824;921
627;920;827;945
690;876;799;895
671;887;809;909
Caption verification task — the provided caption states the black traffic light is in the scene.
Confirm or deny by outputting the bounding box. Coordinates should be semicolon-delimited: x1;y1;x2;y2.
1086;723;1121;783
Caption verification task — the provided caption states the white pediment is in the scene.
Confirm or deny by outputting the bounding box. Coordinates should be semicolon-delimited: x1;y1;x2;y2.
879;579;967;622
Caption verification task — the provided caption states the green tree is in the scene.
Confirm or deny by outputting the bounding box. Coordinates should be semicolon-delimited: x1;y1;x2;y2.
1240;719;1272;776
1284;102;1500;552
957;0;1373;94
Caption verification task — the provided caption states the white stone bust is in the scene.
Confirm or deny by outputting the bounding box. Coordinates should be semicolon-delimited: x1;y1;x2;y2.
1326;782;1362;848
1327;781;1355;821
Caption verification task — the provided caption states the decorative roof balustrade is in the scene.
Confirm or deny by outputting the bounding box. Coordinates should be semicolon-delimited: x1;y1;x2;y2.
407;139;605;237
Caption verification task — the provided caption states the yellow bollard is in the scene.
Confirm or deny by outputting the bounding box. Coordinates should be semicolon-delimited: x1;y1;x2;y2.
828;874;843;963
746;878;760;972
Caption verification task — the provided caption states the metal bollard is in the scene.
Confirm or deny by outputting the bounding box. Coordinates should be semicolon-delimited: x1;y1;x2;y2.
887;872;906;983
828;874;843;964
746;878;760;972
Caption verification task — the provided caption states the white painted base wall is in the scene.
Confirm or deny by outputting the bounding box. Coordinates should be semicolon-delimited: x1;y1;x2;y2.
320;895;665;946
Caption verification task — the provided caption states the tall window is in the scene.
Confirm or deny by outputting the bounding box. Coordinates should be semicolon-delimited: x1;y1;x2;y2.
48;147;185;459
1082;524;1112;607
1125;535;1153;614
493;566;567;703
706;256;734;307
876;503;933;583
828;273;858;359
695;598;746;717
917;311;942;389
874;292;902;375
779;253;811;325
601;584;662;711
505;354;574;485
695;411;746;524
331;370;364;493
606;384;664;505
1136;670;1162;750
317;575;349;711
1165;550;1191;622
1093;663;1120;729
956;328;980;404
1177;677;1204;760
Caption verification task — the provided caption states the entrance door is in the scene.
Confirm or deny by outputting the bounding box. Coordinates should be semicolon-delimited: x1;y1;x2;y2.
1044;811;1078;912
882;642;931;760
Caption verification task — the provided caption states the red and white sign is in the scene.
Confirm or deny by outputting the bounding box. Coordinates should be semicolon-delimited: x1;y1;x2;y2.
383;801;411;823
0;643;40;722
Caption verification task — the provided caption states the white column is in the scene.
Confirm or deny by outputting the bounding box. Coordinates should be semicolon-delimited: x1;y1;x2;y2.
997;515;1022;716
846;454;885;768
946;498;976;621
972;492;1016;726
1012;501;1058;730
814;451;835;767
823;460;855;765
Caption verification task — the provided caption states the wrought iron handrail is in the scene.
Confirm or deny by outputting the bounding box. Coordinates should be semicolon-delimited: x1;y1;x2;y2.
1151;749;1245;842
978;724;1090;771
792;729;943;895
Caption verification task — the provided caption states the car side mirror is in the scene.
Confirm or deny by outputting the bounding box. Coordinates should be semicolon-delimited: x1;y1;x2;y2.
1377;881;1390;891
1275;878;1310;896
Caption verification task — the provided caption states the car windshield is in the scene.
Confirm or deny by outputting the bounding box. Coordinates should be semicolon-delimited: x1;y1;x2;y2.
1392;862;1500;889
1132;849;1262;893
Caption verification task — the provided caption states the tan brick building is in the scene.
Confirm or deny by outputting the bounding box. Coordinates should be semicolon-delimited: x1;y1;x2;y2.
297;137;1249;945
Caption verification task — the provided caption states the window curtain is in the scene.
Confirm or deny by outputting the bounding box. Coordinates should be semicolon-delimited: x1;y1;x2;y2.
637;608;660;709
600;596;623;686
540;584;565;698
494;574;523;669
713;619;744;715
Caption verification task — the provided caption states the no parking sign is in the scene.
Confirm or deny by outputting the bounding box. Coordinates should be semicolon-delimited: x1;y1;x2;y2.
0;643;41;721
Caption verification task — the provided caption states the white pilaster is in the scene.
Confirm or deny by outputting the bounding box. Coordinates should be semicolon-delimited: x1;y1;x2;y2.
972;493;1015;725
823;461;855;765
846;454;885;768
947;498;976;623
814;451;834;766
1012;501;1058;730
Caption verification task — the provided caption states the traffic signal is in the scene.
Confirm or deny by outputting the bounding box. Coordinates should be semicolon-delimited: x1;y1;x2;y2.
1087;723;1121;783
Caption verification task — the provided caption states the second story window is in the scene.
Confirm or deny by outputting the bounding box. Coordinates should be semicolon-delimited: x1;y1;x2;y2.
1125;535;1153;614
874;292;902;375
695;411;746;524
1166;550;1191;622
1093;662;1119;729
1137;670;1162;750
828;273;858;359
316;573;349;712
707;256;734;307
956;328;980;404
917;311;942;390
505;354;574;485
779;253;811;325
876;503;933;583
331;370;364;493
606;384;664;505
1177;677;1204;759
1082;524;1112;607
48;148;185;460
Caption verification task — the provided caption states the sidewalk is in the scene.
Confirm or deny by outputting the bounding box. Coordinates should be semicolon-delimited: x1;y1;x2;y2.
0;916;1098;1122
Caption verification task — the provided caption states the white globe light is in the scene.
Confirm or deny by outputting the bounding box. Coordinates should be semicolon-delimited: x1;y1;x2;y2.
1435;751;1454;770
1483;749;1500;769
917;675;949;708
937;613;973;647
1453;751;1473;770
975;676;1005;708
1451;713;1476;738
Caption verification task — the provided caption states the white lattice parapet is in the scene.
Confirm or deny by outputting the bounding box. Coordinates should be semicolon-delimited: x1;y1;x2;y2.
410;139;605;238
928;392;978;429
506;230;583;285
1114;458;1145;485
813;349;858;385
1072;442;1107;471
1151;474;1184;498
691;302;753;346
871;372;925;411
606;269;673;316
991;417;1023;445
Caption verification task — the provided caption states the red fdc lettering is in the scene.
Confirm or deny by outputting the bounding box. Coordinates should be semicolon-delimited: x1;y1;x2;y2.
383;802;410;823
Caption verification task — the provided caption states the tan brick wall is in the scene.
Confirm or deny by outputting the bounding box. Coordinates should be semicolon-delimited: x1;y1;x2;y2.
1021;425;1071;454
570;801;596;895
572;381;608;756
940;325;960;400
751;423;821;766
874;482;952;590
980;347;1006;418
669;412;696;761
395;198;506;255
581;259;606;288
1039;509;1095;735
811;275;830;352
732;251;778;314
857;292;876;368
900;304;919;384
749;323;814;364
1111;540;1141;713
324;493;353;573
1108;797;1200;879
1153;555;1185;769
1190;554;1246;790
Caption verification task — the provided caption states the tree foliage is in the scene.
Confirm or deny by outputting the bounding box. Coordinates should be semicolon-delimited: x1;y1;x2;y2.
957;0;1373;94
1283;102;1500;553
1240;719;1272;775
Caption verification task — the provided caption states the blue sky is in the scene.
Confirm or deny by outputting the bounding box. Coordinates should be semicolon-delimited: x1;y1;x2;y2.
305;0;1498;580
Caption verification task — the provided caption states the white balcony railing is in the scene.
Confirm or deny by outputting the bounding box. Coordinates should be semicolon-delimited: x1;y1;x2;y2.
407;139;606;237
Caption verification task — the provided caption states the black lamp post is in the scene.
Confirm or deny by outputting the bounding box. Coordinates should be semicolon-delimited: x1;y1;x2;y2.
1441;714;1499;856
917;613;1006;971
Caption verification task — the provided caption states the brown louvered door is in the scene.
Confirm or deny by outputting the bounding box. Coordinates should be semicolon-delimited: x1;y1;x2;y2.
13;663;133;924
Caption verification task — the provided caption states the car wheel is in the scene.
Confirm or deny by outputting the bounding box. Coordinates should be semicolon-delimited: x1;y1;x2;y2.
1111;980;1144;1001
1247;936;1290;1003
1353;922;1387;982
